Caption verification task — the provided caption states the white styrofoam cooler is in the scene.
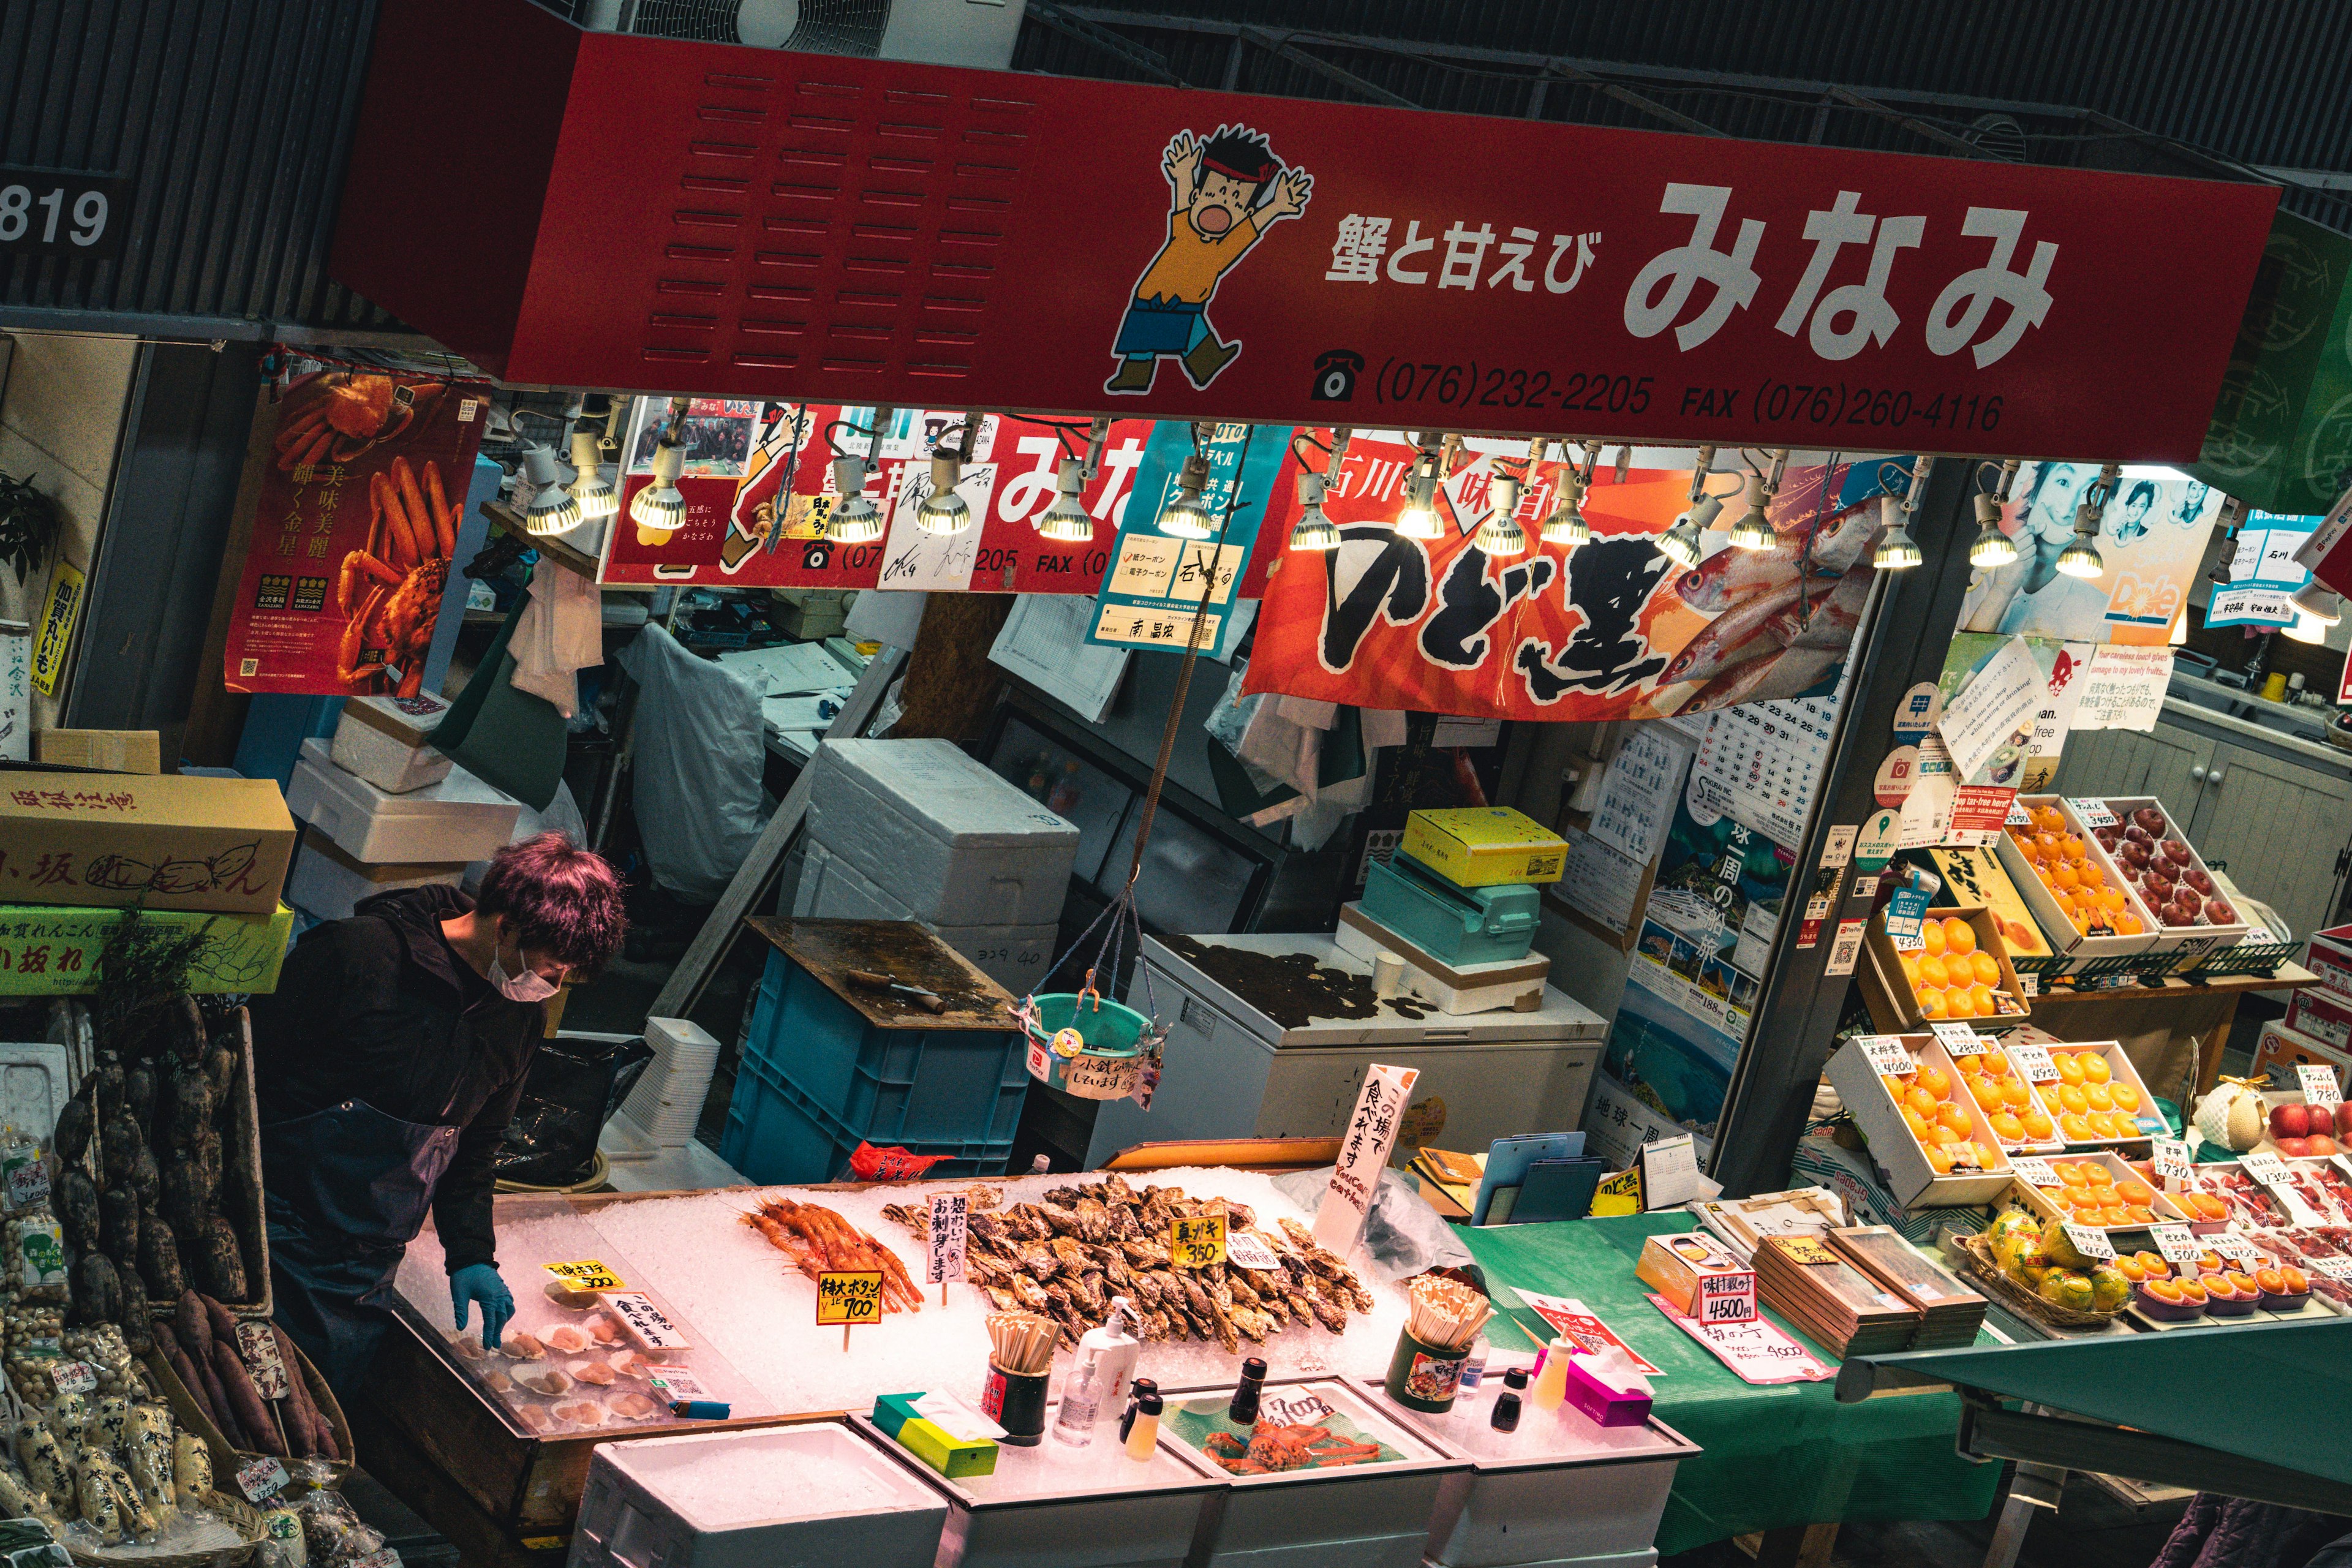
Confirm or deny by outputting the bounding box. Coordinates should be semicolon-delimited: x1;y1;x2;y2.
793;840;1057;996
620;1016;723;1147
568;1423;946;1568
287;736;521;865
329;693;454;794
285;835;464;922
1084;935;1605;1169
805;739;1078;927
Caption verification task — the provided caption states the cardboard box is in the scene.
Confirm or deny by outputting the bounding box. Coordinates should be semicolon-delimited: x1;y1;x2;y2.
0;902;292;994
33;729;162;774
1635;1231;1754;1317
0;772;293;915
2250;1018;2352;1093
2286;987;2352;1055
1399;807;1567;888
1823;1033;2013;1207
2307;925;2352;1003
2080;796;2248;970
1860;903;2030;1030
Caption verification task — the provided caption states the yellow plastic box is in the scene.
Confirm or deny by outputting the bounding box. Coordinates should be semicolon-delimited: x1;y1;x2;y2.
1400;808;1567;888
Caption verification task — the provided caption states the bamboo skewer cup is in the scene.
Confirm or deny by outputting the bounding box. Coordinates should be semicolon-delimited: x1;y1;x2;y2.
982;1311;1057;1444
1386;1275;1494;1412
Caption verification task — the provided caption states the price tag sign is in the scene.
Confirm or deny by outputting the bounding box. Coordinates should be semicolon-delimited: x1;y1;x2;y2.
2061;1222;2117;1261
927;1193;970;1286
1697;1270;1758;1324
1885;886;1932;951
2209;1233;2262;1266
235;1456;290;1504
543;1258;625;1294
2068;798;2118;829
603;1292;691;1353
815;1270;883;1327
2017;971;2039;997
4;1159;48;1210
647;1369;709;1401
235;1321;290;1401
1262;1392;1335;1429
2009;1156;2059;1188
2007;800;2035;827
1224;1229;1282;1271
2006;1043;2059;1084
1771;1235;1841;1266
1930;1022;1988;1058
1860;1036;1917;1078
2242;1151;2293;1186
49;1362;94;1396
1170;1213;1227;1269
2311;1256;2352;1281
2152;1140;2194;1186
2147;1224;2204;1264
2297;1065;2343;1108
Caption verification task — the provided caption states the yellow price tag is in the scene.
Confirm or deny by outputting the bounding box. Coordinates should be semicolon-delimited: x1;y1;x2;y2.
1772;1236;1839;1267
815;1270;884;1327
1170;1213;1227;1270
543;1259;626;1293
1590;1168;1643;1218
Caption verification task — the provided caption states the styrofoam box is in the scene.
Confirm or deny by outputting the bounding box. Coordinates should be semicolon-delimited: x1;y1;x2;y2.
286;837;462;922
329;693;454;794
287;736;521;865
621;1016;723;1146
795;838;1057;997
805;739;1078;928
568;1423;946;1568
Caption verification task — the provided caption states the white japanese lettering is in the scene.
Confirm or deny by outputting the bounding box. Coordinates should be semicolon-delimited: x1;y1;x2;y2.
1624;183;1764;350
1546;231;1600;293
1926;206;2057;368
1326;214;1390;283
1386;219;1434;284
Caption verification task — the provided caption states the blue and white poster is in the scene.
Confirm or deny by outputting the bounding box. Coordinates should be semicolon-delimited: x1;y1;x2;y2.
1087;420;1289;658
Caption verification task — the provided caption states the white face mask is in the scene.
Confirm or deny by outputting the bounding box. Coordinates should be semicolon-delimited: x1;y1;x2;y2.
488;950;560;1003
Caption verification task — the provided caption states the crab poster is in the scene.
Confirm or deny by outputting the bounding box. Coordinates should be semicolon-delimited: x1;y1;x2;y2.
224;369;491;695
1242;434;1887;723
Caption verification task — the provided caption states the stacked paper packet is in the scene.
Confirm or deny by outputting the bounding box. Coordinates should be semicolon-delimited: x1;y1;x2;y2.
1752;1234;1920;1356
1825;1226;1986;1349
619;1016;723;1148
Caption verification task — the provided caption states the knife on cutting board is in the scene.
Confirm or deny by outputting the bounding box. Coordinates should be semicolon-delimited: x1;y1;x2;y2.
846;968;948;1014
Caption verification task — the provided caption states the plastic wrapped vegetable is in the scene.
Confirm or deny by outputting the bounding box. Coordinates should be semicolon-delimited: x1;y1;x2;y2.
258;1507;306;1568
170;1431;211;1507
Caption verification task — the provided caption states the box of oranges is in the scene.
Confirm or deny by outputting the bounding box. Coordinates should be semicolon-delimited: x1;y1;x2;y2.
2005;1038;2163;1149
2004;1151;2190;1234
1992;797;2160;970
1860;906;2030;1031
1824;1033;2013;1206
1920;848;2051;965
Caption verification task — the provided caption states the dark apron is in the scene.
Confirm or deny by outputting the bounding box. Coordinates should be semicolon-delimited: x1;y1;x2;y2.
262;1099;457;1401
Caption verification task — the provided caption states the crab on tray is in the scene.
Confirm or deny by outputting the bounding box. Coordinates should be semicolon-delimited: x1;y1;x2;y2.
1202;1421;1387;1475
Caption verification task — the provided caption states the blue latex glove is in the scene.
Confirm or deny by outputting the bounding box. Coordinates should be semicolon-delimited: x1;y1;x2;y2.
450;1264;514;1350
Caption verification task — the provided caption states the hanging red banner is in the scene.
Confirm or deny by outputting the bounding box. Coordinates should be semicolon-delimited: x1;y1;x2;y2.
224;371;491;695
336;0;2275;461
1243;435;1881;722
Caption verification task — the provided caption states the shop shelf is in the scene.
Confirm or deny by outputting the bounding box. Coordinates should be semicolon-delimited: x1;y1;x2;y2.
738;944;1031;1148
721;1039;1017;1187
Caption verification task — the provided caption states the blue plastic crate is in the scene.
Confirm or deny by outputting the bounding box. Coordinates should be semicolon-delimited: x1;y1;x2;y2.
730;946;1031;1150
721;1045;1017;1186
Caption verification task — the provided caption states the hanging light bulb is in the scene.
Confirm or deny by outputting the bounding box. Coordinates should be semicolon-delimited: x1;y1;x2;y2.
1156;453;1218;539
1967;492;2016;568
520;446;581;536
1727;473;1776;551
827;454;885;543
1395;449;1445;540
628;441;687;531
567;430;617;521
1872;494;1923;570
2054;498;2104;578
1476;474;1528;557
1035;458;1095;544
1289;471;1338;552
916;454;973;535
2292;576;2343;626
1542;444;1593;548
1657;495;1718;571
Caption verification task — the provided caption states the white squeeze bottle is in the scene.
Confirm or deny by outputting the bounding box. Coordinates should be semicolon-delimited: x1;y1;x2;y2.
1530;1336;1573;1411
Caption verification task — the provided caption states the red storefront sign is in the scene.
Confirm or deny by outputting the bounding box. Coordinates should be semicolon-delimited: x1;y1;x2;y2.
335;0;2275;463
224;372;491;695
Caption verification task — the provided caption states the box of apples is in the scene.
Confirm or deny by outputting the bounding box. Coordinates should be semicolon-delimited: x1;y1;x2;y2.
2261;1097;2352;1159
2076;797;2250;968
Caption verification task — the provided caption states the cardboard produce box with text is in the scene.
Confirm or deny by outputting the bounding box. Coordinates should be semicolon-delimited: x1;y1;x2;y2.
0;772;293;916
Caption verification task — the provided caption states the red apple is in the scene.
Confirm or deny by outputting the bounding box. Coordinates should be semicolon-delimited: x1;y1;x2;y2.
2277;1136;2313;1157
2272;1103;2313;1140
2124;823;2154;845
2334;1101;2352;1139
2162;839;2193;866
2206;897;2236;924
2133;807;2168;834
2122;842;2154;869
2309;1134;2339;1157
2095;828;2120;852
2185;868;2215;896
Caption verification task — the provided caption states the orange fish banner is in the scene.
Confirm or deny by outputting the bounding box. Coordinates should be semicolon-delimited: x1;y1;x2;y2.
1240;433;1893;722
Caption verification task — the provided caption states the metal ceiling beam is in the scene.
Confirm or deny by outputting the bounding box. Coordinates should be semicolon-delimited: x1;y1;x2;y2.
1237;29;1418;110
1544;62;1721;136
1822;86;1987;158
1025;1;1186;86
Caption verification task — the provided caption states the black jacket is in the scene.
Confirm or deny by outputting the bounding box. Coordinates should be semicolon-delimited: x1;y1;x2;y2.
249;885;542;1273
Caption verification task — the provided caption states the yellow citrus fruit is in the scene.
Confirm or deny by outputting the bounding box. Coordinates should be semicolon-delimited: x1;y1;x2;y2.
1970;952;2000;986
2085;1082;2114;1111
2057;1161;2091;1186
1920;989;1948;1019
1945;987;1978;1019
1989;1111;2026;1140
1905;1086;1939;1118
1969;1077;2003;1111
2001;1079;2031;1110
2111;1084;2141;1112
2057;1084;2089;1114
2022;1108;2055;1140
2056;1052;2086;1085
1898;953;1921;989
1943;918;1976;956
1924;1144;1954;1174
2082;1054;2112;1085
1936;1101;1972;1134
1902;1107;1932;1139
1917;954;1950;989
1921;921;1947;958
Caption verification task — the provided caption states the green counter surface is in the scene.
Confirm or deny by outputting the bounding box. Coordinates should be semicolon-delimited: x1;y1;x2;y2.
1454;1212;2002;1556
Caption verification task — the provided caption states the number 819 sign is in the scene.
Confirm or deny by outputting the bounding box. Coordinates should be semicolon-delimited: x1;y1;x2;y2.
0;170;127;261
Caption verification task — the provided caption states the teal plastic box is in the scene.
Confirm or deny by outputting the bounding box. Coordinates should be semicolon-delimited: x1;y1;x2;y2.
1362;852;1539;966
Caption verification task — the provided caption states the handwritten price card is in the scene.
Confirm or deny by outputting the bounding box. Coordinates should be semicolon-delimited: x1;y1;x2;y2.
815;1270;884;1327
544;1258;625;1293
1170;1213;1227;1269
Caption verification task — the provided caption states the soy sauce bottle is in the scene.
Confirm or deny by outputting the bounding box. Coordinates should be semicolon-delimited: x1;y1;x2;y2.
1229;1357;1268;1427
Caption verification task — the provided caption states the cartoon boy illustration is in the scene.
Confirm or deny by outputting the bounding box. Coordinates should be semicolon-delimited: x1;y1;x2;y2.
1106;124;1311;395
